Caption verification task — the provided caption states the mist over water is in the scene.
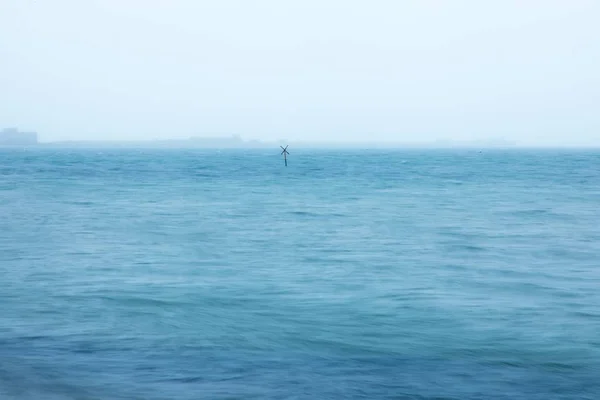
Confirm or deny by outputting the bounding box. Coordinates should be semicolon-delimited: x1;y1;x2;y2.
2;1;600;144
1;148;600;399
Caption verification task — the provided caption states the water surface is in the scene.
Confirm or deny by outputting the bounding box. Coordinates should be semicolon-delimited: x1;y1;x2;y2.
1;148;599;399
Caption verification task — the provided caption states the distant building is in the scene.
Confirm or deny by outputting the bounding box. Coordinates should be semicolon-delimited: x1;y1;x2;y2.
0;128;38;146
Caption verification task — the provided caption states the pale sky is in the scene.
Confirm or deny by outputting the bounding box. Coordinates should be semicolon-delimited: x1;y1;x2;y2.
1;0;598;145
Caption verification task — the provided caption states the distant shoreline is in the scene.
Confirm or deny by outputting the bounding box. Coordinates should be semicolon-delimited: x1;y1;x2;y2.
3;136;600;150
3;142;599;150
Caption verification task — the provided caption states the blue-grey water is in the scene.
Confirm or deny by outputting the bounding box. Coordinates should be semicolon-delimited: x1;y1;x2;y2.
1;148;599;400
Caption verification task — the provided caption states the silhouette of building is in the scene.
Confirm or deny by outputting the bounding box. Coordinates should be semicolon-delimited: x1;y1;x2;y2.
0;128;38;145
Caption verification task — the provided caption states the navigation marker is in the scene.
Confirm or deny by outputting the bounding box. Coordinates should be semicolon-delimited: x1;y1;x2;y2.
280;145;289;167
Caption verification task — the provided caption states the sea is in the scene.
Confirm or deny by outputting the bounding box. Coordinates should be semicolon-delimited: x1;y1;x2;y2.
1;148;599;400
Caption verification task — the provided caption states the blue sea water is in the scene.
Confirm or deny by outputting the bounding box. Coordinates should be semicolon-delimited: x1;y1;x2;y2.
1;148;599;400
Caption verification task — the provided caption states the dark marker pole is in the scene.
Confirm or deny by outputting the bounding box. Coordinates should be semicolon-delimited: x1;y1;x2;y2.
280;145;289;167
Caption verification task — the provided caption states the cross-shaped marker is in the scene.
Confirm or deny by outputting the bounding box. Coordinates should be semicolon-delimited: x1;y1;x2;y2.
280;145;289;167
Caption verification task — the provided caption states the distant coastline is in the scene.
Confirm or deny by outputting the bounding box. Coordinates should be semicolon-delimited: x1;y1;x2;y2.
4;128;598;149
2;131;519;149
37;138;519;149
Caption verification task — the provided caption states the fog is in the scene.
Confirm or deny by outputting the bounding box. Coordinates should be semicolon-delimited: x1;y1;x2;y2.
1;0;598;146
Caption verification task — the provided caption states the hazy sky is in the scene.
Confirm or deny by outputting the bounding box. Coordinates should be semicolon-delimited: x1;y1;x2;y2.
1;0;598;144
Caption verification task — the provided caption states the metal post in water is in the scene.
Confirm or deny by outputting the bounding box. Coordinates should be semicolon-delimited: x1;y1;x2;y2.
280;145;289;167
